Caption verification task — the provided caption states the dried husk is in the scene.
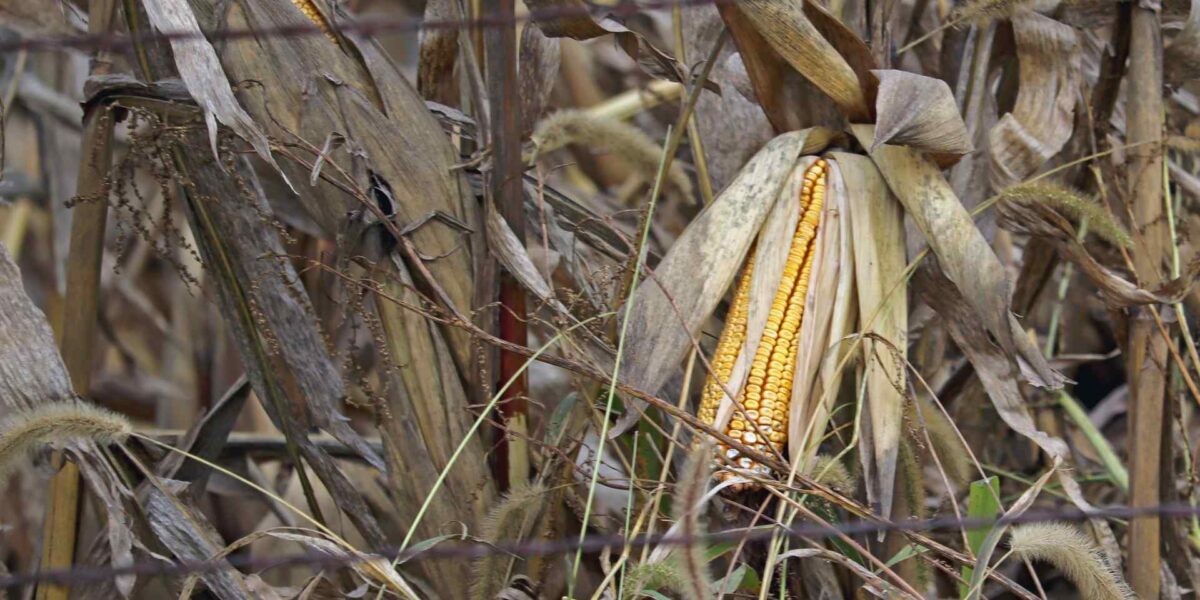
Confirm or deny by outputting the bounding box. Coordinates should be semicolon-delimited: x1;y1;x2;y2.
833;153;908;519
789;158;855;466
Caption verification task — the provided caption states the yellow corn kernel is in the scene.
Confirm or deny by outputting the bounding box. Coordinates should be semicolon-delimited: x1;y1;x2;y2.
698;253;755;426
293;0;338;45
703;159;828;485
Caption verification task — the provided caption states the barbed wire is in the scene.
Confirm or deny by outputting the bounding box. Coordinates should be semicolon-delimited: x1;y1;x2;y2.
3;500;1198;589
0;0;740;54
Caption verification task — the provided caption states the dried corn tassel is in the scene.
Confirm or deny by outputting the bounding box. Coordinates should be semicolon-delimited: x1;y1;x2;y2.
293;0;339;45
700;159;828;483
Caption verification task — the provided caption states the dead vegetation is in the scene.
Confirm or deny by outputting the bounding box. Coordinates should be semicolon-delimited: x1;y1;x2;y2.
0;0;1198;598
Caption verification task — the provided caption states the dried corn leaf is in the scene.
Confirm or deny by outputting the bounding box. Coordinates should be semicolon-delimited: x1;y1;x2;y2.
716;1;830;133
371;252;494;597
836;153;908;519
523;0;605;39
997;198;1200;307
1167;0;1200;84
524;0;690;86
871;70;972;163
173;134;388;545
0;0;79;36
191;0;478;371
416;0;461;105
141;0;280;176
851;124;1063;391
519;23;561;134
725;0;871;121
681;5;775;190
181;528;418;599
801;0;880;106
486;204;611;354
0;242;144;597
988;13;1081;188
615;129;833;435
914;260;1072;474
776;548;896;597
143;482;254;600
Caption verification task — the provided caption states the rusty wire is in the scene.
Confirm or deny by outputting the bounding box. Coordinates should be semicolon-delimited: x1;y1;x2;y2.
0;0;741;54
2;501;1199;589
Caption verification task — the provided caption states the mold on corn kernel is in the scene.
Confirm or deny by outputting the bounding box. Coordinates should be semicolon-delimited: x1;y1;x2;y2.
698;158;829;491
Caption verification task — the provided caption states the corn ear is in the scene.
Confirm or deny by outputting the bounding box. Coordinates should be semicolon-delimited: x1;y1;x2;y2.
704;158;828;484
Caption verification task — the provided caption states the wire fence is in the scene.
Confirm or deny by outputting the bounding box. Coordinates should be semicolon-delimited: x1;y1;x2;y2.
0;0;740;54
3;500;1199;589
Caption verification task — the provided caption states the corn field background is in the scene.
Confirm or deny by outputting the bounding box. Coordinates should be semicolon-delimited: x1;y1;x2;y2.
0;0;1199;598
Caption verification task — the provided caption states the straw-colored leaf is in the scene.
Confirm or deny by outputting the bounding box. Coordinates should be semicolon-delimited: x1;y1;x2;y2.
793;170;856;465
871;70;972;163
519;23;561;134
727;0;872;120
0;0;79;36
775;548;896;597
0;241;144;598
780;156;843;457
416;0;461;105
988;13;1081;188
615;129;833;435
951;0;1037;25
835;153;907;519
851;124;1062;390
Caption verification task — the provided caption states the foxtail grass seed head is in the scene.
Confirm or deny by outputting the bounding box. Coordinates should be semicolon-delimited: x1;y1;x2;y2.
469;481;547;600
703;159;828;488
808;454;856;494
0;401;131;479
996;181;1133;247
1008;523;1133;600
